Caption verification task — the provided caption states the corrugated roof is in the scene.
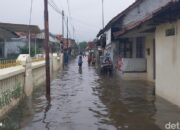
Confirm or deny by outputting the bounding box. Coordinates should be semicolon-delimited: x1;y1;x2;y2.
0;22;40;34
0;28;18;39
114;0;180;37
97;0;143;37
97;0;178;38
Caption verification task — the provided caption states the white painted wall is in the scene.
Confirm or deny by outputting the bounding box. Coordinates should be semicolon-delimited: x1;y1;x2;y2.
106;29;111;45
145;35;155;82
155;20;180;107
122;58;147;72
0;53;63;118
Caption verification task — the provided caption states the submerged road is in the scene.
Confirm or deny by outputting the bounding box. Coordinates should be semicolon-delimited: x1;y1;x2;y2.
1;57;180;130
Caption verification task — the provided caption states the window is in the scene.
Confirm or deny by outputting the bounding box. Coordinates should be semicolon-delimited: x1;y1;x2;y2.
119;39;133;58
136;37;145;58
166;28;175;36
0;42;4;58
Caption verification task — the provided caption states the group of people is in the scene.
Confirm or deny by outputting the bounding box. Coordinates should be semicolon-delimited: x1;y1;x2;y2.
78;53;124;73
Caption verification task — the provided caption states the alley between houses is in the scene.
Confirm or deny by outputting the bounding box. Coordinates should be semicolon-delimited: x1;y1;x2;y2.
1;57;180;130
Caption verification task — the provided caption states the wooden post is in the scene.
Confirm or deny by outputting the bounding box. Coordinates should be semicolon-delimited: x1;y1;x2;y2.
44;0;50;97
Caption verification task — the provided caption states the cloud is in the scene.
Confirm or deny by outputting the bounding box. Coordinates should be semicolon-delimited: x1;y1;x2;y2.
0;0;135;41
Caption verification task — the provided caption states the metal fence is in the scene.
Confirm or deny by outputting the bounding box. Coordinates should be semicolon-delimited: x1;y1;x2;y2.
0;60;21;69
32;57;45;63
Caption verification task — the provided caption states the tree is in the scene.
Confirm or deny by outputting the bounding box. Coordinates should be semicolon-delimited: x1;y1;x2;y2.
18;46;41;57
78;41;87;51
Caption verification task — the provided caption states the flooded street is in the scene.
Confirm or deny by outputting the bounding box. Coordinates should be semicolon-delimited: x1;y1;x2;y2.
1;57;180;130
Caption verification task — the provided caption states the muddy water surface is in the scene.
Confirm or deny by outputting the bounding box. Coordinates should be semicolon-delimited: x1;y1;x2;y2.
1;58;180;130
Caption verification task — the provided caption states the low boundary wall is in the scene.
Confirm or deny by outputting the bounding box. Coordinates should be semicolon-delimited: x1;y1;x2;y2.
0;53;63;118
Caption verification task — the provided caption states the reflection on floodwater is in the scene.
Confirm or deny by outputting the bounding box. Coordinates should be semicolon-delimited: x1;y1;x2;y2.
1;58;180;130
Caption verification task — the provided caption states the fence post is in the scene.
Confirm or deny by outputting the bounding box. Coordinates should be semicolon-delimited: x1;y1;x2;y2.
17;54;33;96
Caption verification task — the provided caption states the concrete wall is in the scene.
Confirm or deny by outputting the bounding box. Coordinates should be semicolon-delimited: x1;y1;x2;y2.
122;58;147;72
52;53;63;72
32;61;46;88
145;35;155;82
106;29;111;45
0;53;63;118
155;20;180;107
0;66;25;118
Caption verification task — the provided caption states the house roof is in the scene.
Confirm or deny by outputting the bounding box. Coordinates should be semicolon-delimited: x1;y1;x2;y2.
36;30;60;43
0;22;40;34
114;0;180;38
0;28;18;39
97;0;178;38
97;0;143;37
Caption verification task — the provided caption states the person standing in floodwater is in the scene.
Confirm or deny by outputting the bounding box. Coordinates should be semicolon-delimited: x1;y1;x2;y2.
78;55;83;68
116;55;123;72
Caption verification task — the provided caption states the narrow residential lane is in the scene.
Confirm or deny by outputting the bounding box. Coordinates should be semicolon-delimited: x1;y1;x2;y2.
2;57;180;130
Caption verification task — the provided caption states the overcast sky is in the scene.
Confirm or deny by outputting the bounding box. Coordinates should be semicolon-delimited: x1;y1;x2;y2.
0;0;135;42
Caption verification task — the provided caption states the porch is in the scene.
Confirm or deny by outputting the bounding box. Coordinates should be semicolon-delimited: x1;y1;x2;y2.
115;22;156;82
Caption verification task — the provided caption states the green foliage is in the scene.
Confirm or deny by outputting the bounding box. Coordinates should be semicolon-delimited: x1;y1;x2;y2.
0;82;22;108
78;41;88;51
18;46;41;57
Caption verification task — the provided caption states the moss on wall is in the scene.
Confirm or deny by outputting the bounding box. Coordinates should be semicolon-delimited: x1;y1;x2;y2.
0;82;22;108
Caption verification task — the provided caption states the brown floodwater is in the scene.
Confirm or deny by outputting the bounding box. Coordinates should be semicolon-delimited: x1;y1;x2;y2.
1;57;180;130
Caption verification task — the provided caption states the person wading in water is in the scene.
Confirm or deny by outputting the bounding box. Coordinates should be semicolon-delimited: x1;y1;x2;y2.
78;55;83;68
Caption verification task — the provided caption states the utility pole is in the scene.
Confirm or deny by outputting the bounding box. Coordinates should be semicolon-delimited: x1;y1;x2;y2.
35;38;37;56
28;32;31;56
67;17;69;48
62;10;64;37
44;0;51;97
102;0;105;28
66;17;69;64
28;0;33;56
61;10;65;54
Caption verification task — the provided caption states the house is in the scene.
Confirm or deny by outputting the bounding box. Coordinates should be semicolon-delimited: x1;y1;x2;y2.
0;22;40;59
0;28;18;59
97;0;180;107
62;38;77;56
36;30;61;54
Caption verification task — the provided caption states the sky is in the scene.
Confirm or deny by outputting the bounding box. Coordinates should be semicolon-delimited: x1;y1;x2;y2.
0;0;135;42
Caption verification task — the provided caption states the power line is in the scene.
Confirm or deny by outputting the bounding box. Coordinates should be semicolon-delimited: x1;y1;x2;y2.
66;0;75;39
48;0;72;39
48;1;62;15
49;0;100;41
48;1;96;28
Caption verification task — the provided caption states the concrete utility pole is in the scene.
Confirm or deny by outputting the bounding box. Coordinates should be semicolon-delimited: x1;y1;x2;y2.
28;0;33;56
102;0;105;29
67;17;69;48
65;17;69;64
61;10;65;54
44;0;51;97
62;10;64;37
28;33;31;56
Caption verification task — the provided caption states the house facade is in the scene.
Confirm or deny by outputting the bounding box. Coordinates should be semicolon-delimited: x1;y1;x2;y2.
36;30;61;54
0;23;41;59
97;0;180;107
0;27;19;59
